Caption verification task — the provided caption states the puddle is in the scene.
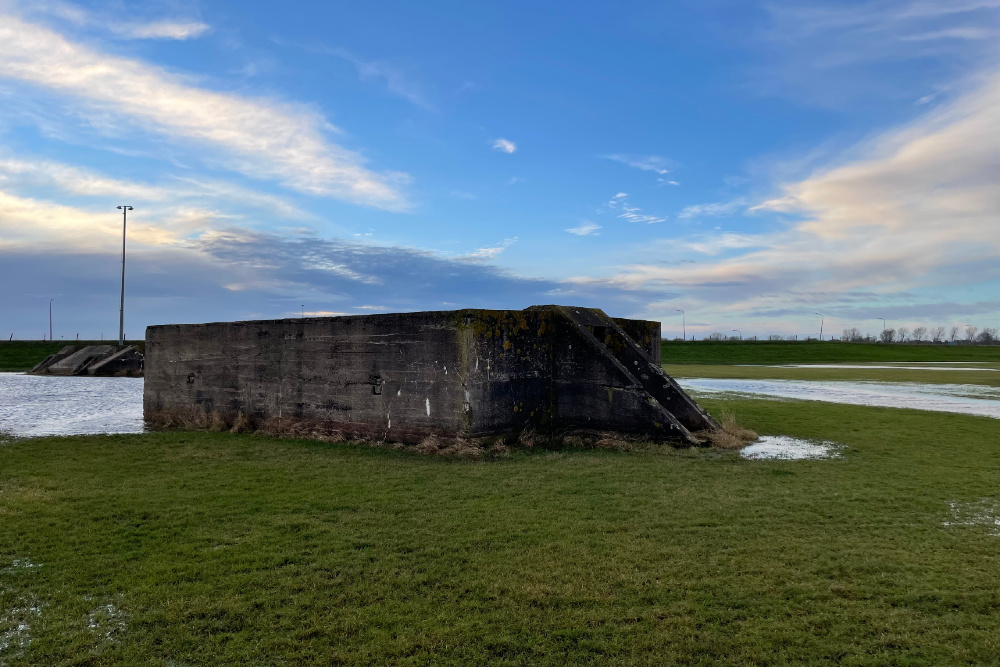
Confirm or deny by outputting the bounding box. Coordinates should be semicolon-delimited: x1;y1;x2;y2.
943;499;1000;536
0;373;144;438
740;435;842;460
679;378;1000;419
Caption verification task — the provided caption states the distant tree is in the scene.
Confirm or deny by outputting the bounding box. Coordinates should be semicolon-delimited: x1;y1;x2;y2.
707;332;726;341
977;327;998;344
950;326;960;342
912;326;927;342
880;328;896;344
842;327;862;342
966;325;979;342
931;326;946;343
896;327;910;342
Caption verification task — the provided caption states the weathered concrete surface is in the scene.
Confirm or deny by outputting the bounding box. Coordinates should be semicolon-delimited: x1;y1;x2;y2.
33;345;116;376
30;345;78;374
29;345;144;376
87;346;144;377
144;306;717;445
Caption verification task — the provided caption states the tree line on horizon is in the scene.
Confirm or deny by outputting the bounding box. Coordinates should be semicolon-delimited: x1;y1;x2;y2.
690;325;998;344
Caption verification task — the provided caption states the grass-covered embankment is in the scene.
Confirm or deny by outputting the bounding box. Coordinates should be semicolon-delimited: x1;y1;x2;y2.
3;398;1000;664
662;340;1000;365
667;361;1000;387
0;341;144;372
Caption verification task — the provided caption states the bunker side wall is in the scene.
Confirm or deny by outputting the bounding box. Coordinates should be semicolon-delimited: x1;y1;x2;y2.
144;312;471;442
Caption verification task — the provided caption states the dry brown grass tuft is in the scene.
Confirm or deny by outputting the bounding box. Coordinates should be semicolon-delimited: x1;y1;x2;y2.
699;408;758;450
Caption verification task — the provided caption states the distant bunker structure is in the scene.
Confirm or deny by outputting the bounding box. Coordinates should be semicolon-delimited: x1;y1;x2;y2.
144;305;719;446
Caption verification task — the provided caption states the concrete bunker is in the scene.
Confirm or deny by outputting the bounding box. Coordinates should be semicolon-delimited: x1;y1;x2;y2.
144;305;719;445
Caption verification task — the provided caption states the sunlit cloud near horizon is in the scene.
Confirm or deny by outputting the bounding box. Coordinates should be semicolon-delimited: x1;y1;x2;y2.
0;0;998;340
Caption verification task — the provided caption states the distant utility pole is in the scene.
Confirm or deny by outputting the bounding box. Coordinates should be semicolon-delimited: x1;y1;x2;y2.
675;309;685;341
732;329;742;340
815;312;824;341
878;317;886;338
301;305;305;318
49;298;54;342
116;205;133;347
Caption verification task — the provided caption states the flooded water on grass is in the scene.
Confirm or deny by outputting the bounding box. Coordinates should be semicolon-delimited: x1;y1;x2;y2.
0;373;144;438
740;435;842;461
679;378;1000;420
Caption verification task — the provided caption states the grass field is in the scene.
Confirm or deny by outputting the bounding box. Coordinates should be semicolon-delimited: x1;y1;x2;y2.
666;362;1000;387
4;397;1000;664
661;340;1000;365
0;341;143;372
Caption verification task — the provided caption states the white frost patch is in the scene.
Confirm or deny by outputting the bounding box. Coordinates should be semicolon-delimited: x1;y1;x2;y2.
3;559;41;572
943;499;1000;535
0;597;42;658
87;603;126;641
741;435;842;461
425;398;431;417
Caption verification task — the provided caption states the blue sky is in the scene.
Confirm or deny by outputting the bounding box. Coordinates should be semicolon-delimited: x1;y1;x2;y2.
1;0;998;341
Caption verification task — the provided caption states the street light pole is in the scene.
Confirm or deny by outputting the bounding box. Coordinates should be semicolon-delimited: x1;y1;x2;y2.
878;318;886;341
49;298;53;342
732;329;742;341
675;309;685;341
814;312;824;341
116;205;133;347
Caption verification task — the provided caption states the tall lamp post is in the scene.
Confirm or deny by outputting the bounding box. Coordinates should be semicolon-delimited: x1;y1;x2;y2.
49;298;54;342
732;329;742;341
116;206;133;347
878;318;886;341
814;312;824;341
675;309;685;341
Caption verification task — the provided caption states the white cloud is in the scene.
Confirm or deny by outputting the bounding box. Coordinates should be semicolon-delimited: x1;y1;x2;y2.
0;153;310;219
565;221;601;236
492;138;517;154
115;21;210;41
459;237;518;261
614;192;627;198
0;15;408;210
685;233;760;255
333;48;432;110
678;199;746;220
606;154;673;175
595;66;1000;317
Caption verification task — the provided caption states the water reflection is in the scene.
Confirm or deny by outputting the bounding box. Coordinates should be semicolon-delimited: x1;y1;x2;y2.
680;378;1000;419
0;373;144;438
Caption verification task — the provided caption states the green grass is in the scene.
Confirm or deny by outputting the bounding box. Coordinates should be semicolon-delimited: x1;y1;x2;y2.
3;399;1000;664
667;362;1000;387
662;340;1000;365
0;341;144;372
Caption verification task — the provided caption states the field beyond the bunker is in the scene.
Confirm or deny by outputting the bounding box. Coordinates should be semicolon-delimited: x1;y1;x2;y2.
4;397;1000;664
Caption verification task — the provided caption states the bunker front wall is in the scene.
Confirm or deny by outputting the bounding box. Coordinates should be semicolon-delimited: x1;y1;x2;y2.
144;308;679;443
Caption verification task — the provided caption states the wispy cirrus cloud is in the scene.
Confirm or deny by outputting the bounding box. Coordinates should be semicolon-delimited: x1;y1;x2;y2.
607;192;665;224
565;221;601;236
116;21;210;40
677;198;746;220
0;14;409;210
605;154;674;175
0;153;311;220
331;48;433;110
591;66;1000;323
24;1;210;40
